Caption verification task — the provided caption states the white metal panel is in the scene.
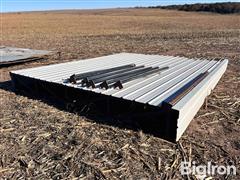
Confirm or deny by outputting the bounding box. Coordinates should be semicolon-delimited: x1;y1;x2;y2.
137;60;210;104
26;53;161;78
15;53;151;74
148;60;217;106
173;60;228;141
11;53;226;106
79;56;188;94
109;58;193;97
122;60;203;101
50;55;177;82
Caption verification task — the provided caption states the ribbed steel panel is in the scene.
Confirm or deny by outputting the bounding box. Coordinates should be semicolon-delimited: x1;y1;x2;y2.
174;59;228;141
11;53;227;106
10;53;228;141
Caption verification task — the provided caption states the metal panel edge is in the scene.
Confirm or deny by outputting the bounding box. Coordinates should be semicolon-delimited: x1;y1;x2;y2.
173;59;228;141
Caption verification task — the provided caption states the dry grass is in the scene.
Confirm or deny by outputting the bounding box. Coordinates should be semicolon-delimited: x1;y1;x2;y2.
0;8;239;179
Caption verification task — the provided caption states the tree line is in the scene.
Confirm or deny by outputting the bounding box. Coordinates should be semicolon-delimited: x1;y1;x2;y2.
145;2;240;14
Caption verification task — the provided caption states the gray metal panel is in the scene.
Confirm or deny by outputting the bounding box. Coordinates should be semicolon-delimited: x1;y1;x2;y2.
0;46;51;63
11;53;226;107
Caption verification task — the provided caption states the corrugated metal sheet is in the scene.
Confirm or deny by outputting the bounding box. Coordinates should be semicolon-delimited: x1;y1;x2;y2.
0;46;51;66
10;53;228;141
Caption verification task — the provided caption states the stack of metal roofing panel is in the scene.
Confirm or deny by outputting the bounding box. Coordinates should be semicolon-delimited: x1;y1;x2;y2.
10;53;228;142
0;46;51;67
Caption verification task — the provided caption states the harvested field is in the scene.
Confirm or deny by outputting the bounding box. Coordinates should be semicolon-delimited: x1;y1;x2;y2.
0;8;239;179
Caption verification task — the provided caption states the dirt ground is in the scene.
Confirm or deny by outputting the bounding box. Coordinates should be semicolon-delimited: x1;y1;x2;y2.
0;9;239;179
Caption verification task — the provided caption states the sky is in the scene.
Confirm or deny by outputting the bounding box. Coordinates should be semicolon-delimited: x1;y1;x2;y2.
1;0;237;12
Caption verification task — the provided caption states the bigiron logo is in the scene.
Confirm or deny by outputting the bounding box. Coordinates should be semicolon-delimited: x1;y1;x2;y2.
180;161;237;177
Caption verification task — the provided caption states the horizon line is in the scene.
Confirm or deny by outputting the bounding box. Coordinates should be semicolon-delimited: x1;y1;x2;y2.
2;1;238;13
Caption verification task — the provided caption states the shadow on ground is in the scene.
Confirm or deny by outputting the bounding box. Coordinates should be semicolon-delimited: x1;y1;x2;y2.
0;80;14;92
